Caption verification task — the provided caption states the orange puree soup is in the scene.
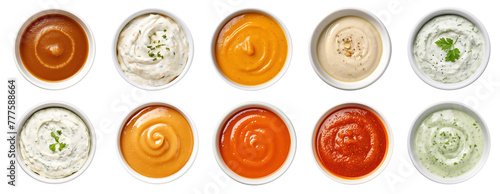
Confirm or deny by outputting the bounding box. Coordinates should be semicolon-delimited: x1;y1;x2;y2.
120;105;194;178
215;12;288;86
219;108;291;178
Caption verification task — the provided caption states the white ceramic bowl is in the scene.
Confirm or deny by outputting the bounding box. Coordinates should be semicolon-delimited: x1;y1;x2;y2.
213;102;297;185
211;9;293;91
407;102;490;184
14;9;95;90
310;8;392;90
312;102;393;184
112;9;194;91
116;101;198;184
16;101;96;184
407;8;490;90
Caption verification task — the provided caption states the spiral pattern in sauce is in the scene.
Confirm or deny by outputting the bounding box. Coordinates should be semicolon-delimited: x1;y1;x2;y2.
315;107;388;179
120;105;193;178
219;108;290;178
215;12;288;86
415;109;484;178
20;14;88;81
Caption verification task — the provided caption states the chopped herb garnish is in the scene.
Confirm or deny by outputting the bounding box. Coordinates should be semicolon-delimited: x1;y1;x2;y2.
49;131;66;152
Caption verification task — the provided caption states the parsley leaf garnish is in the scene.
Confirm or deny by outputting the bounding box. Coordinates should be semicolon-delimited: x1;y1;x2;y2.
435;37;461;62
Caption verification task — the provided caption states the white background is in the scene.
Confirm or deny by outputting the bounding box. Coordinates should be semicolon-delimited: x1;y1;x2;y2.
1;0;499;193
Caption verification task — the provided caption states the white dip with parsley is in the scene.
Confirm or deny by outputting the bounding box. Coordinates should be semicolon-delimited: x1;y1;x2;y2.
413;15;485;83
414;109;484;178
19;107;90;179
117;13;189;87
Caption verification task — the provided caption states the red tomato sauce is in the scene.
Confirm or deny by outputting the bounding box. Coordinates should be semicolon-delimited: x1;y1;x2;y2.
315;106;388;179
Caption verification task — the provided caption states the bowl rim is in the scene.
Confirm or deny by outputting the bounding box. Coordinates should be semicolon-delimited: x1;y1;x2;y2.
212;101;297;185
311;102;394;184
15;101;97;184
13;8;96;90
407;8;491;90
407;101;491;184
309;8;392;90
112;8;195;91
115;101;199;184
210;8;293;91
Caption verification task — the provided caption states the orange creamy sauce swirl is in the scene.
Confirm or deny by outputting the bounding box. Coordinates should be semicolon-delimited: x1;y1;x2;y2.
120;105;193;178
215;12;288;86
20;14;89;81
219;108;290;178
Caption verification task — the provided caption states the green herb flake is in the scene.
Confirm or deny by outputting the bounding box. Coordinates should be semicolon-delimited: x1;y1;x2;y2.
49;144;56;152
59;143;66;151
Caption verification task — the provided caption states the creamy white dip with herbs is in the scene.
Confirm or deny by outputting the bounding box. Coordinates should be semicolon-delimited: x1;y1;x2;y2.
19;107;90;179
117;13;189;87
413;15;485;83
415;109;484;178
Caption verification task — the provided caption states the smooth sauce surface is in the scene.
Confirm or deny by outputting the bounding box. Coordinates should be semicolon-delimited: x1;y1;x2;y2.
219;108;291;178
315;107;388;179
20;14;89;81
120;105;193;178
317;16;382;82
215;12;288;86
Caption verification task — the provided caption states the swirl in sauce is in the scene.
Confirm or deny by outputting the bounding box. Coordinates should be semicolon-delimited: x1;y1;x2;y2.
120;105;193;178
315;107;388;179
219;108;290;178
215;12;288;86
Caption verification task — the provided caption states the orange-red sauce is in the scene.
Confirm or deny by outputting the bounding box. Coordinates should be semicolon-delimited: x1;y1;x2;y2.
219;108;290;178
315;107;388;179
20;14;89;81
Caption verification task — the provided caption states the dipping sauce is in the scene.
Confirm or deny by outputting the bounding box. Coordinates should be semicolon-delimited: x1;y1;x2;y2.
20;14;89;82
317;16;382;82
215;12;288;86
413;15;485;83
117;13;189;87
19;107;91;179
120;105;194;178
315;107;388;179
415;109;484;178
219;108;291;178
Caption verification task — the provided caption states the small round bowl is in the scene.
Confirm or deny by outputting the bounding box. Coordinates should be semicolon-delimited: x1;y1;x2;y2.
309;8;392;90
211;9;293;91
14;9;95;90
213;102;297;185
112;9;194;91
408;8;490;90
312;102;393;184
15;101;96;184
407;102;490;184
116;101;199;184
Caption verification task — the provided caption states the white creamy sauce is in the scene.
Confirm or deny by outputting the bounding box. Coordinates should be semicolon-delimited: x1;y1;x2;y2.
414;15;484;83
19;107;90;179
117;14;189;87
317;16;383;82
